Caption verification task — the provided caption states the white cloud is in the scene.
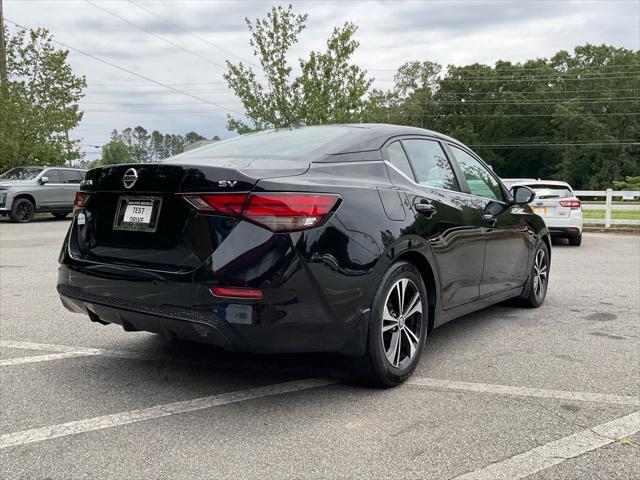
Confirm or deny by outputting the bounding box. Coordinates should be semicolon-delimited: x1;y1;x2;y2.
4;0;639;158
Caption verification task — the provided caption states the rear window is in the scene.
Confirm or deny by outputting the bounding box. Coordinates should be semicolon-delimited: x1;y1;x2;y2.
166;127;354;162
528;185;573;199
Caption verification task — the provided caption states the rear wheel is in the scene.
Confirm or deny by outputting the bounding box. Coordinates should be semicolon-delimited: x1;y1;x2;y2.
357;261;428;387
52;212;70;219
518;241;550;308
568;234;582;246
9;198;35;223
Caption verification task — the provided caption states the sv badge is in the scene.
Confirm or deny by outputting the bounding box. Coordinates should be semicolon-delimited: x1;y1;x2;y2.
218;180;238;188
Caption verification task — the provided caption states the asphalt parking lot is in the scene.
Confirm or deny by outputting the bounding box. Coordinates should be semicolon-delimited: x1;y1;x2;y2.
0;217;638;479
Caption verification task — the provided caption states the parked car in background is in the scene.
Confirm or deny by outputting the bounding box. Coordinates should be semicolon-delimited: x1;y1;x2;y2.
58;124;551;387
501;178;537;189
506;179;583;246
0;166;87;223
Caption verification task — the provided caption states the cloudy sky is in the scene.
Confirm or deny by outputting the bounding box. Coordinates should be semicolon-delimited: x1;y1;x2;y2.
5;0;640;161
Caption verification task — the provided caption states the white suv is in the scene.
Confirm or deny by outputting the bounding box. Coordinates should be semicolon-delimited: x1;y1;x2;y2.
508;179;583;246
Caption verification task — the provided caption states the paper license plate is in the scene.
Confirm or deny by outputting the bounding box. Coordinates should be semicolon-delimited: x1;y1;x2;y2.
113;197;162;232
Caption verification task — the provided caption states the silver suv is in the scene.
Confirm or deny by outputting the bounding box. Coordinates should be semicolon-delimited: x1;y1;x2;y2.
0;166;87;223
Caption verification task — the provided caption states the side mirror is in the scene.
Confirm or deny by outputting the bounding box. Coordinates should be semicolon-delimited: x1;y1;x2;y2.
511;185;535;204
40;176;49;184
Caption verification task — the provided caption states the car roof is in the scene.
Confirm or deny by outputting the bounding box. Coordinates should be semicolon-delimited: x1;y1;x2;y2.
511;180;573;188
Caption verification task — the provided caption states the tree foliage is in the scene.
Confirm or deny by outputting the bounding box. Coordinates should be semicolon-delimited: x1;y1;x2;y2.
224;5;373;133
0;26;86;172
366;45;639;189
96;127;209;166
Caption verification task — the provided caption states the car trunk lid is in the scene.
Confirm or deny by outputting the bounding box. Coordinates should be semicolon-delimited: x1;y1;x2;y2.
74;160;309;271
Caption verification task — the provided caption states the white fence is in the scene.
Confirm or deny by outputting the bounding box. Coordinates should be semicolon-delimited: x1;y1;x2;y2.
574;189;640;227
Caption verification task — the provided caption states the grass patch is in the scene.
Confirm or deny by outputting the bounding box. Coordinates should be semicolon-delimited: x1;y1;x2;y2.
583;209;640;220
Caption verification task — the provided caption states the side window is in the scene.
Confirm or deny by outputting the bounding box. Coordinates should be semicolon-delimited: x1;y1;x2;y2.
401;139;459;191
44;169;62;183
449;146;504;201
61;170;82;184
386;141;415;180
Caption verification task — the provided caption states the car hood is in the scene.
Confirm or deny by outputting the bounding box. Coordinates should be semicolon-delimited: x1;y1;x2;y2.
0;180;35;188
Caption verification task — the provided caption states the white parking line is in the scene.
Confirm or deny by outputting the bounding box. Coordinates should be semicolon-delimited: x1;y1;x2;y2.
0;377;337;449
451;411;640;480
0;351;102;367
408;377;640;406
0;340;197;364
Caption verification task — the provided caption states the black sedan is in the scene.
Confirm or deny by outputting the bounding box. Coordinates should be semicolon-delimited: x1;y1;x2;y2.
57;124;550;386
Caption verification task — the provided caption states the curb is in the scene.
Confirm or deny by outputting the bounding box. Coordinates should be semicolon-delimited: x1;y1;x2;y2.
584;227;640;235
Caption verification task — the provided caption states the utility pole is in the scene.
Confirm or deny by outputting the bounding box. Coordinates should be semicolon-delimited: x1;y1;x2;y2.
0;0;6;82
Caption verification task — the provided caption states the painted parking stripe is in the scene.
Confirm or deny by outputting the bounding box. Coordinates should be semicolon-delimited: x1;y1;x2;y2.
451;410;640;480
0;340;192;364
0;351;102;367
0;340;94;353
408;377;640;406
0;377;337;449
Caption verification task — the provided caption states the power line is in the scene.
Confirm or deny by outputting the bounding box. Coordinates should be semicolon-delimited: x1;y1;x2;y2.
84;0;225;69
367;63;640;73
127;0;255;66
434;70;640;81
468;142;640;149
4;18;243;114
374;112;640;118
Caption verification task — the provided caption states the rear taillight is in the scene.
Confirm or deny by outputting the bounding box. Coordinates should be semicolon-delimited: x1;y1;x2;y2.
183;193;247;215
244;193;339;231
559;199;581;210
182;192;340;232
73;191;92;212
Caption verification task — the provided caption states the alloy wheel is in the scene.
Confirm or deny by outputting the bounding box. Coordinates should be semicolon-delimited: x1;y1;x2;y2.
381;278;423;369
532;248;548;299
16;202;34;222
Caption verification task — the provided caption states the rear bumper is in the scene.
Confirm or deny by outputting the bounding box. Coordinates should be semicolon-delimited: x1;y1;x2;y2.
548;226;582;237
542;211;583;236
57;262;368;356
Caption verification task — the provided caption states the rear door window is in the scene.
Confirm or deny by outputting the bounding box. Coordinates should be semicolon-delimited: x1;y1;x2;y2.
386;141;415;180
61;170;83;184
402;139;459;191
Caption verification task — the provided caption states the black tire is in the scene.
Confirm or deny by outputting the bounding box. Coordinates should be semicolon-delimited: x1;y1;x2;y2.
517;241;550;308
9;198;35;223
356;261;428;387
51;212;71;219
568;234;582;246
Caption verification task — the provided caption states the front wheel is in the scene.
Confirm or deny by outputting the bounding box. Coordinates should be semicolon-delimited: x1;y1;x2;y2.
357;261;428;387
9;198;35;223
518;241;550;308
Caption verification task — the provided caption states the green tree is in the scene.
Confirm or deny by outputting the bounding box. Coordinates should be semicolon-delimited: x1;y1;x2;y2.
224;5;372;133
0;26;86;172
184;131;206;145
372;44;639;189
613;176;640;190
99;139;132;166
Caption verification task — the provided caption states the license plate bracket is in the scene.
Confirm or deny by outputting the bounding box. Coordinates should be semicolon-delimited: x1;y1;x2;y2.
113;196;162;232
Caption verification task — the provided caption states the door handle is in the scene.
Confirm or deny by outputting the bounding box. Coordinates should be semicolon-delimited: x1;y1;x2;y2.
415;202;437;217
483;214;497;227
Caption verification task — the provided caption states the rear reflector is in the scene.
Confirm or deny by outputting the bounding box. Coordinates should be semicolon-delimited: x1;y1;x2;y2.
182;192;340;232
559;199;581;209
73;191;92;212
210;287;263;299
